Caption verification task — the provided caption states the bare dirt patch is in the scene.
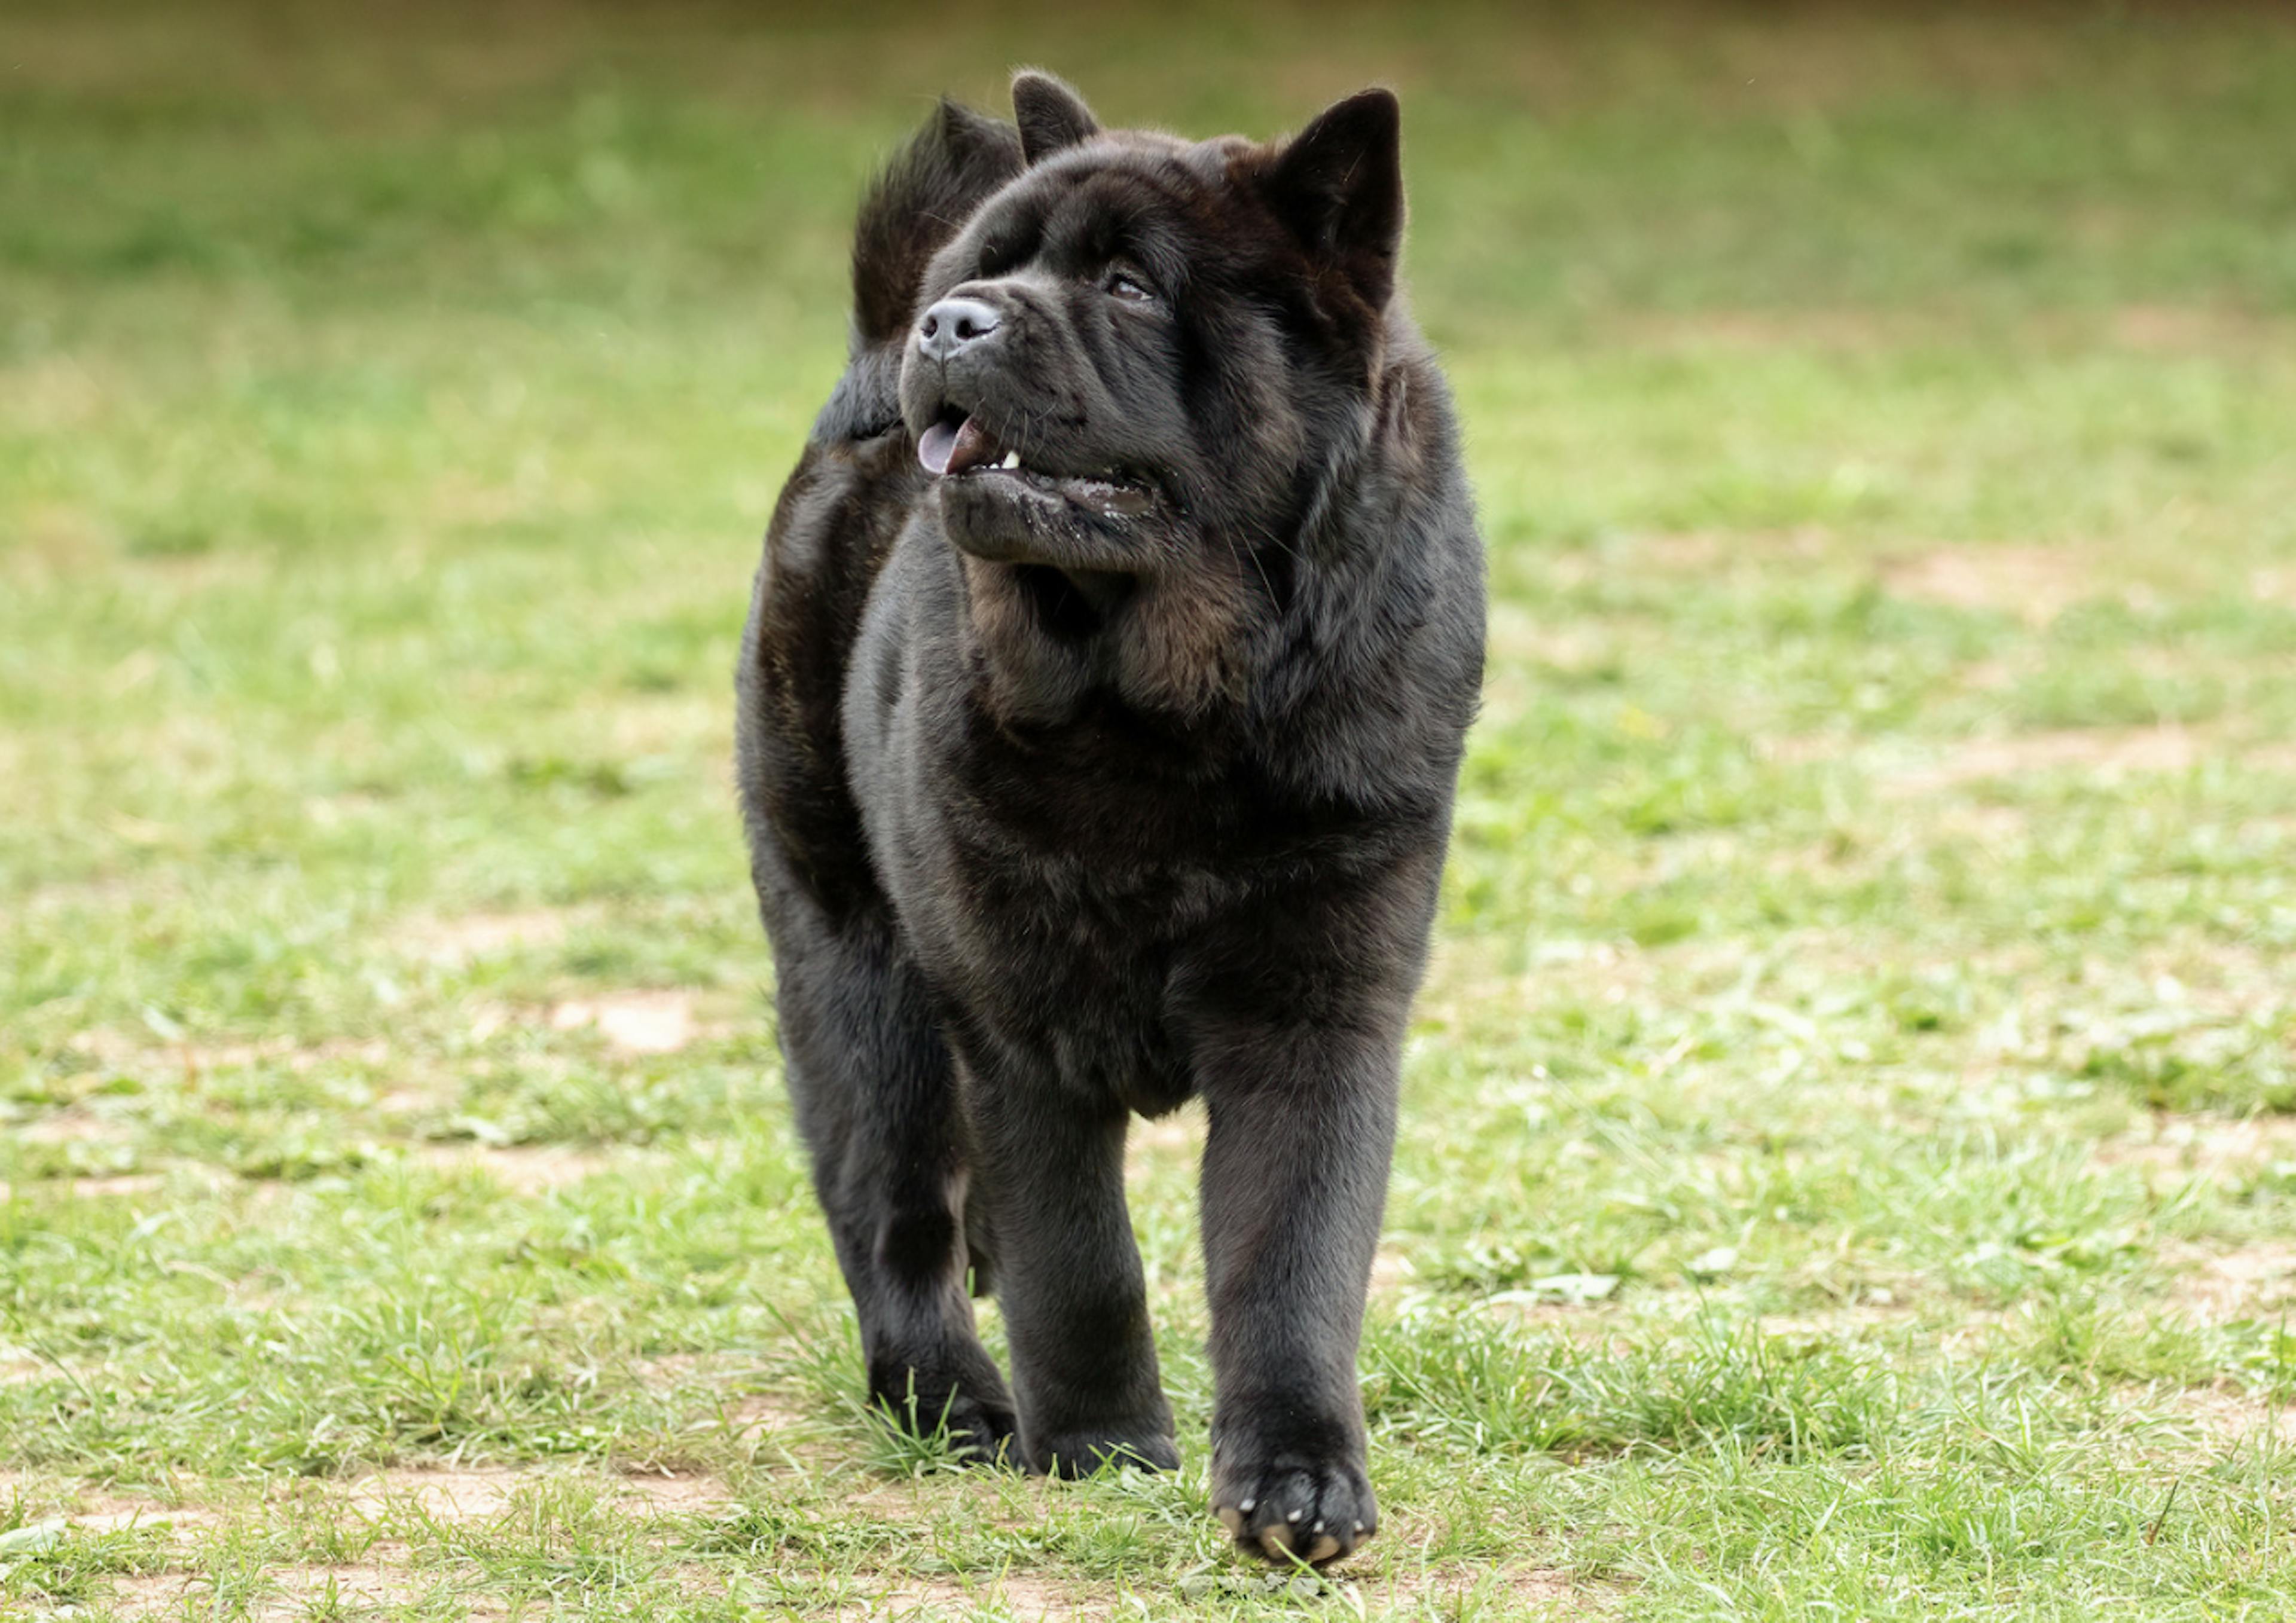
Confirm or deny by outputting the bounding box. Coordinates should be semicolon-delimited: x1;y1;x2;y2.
105;1574;227;1622
1419;931;1780;1035
1480;1295;1629;1337
0;1474;218;1526
0;1172;167;1202
187;1035;391;1074
1757;731;1857;768
2162;1242;2296;1325
612;1470;734;1512
57;1028;390;1085
789;1558;1593;1619
394;907;584;967
2107;304;2282;354
17;1107;131;1146
1883;545;2096;626
2095;1115;2296;1178
720;1390;827;1460
335;1466;533;1522
413;1142;625;1194
1883;726;2222;794
325;1463;732;1521
1564;526;1834;583
1423;1565;1586;1613
2251;567;2296;609
1486;602;1631;673
2161;1385;2296;1450
107;1565;476;1622
48;1464;1598;1621
50;1468;742;1619
549;989;697;1055
825;1575;1122;1619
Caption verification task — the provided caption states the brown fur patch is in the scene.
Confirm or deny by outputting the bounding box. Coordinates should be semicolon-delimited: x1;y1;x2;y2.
1110;560;1252;716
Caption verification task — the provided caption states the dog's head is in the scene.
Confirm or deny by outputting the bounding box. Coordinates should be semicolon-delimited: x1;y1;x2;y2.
896;73;1407;721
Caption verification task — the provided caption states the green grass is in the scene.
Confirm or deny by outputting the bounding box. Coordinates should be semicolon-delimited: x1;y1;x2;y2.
6;2;2296;1617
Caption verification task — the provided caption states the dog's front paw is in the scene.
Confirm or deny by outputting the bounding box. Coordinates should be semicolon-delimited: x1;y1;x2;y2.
1211;1452;1377;1566
1028;1424;1180;1478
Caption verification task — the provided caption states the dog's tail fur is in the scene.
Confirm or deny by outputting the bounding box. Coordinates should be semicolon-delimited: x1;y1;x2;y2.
851;99;1024;351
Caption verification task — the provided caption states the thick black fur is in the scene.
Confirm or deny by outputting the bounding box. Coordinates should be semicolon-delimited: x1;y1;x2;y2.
735;72;1483;1566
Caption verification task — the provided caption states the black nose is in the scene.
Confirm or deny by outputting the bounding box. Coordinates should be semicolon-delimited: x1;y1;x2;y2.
917;297;1000;362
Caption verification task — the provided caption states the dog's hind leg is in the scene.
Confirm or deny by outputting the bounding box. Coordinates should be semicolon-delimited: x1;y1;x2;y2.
768;887;1016;1461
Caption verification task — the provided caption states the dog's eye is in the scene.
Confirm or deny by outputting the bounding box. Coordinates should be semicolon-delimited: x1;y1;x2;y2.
1106;271;1156;303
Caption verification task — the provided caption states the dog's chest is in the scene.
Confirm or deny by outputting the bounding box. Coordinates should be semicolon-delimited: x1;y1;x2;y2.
917;836;1229;1111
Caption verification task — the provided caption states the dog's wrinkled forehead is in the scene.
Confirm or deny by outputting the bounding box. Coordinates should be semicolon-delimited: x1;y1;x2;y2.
949;139;1234;295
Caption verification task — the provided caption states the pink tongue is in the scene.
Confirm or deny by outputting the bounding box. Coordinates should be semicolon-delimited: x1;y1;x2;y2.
920;415;1004;477
917;419;958;475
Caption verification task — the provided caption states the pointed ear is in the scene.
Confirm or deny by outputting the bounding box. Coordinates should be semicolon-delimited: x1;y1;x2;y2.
1262;88;1404;310
1012;71;1100;164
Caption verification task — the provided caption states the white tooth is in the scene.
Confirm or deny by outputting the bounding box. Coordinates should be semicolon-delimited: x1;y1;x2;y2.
999;450;1019;470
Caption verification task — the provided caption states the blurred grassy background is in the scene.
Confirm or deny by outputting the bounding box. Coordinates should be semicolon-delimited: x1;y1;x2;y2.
5;4;2296;1618
7;2;2295;1023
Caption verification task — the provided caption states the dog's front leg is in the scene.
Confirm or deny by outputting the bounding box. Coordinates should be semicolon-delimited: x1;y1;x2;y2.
1199;1021;1397;1565
962;1059;1178;1477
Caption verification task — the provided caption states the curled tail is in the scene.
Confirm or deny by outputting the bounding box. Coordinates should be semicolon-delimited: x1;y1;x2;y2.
851;98;1024;351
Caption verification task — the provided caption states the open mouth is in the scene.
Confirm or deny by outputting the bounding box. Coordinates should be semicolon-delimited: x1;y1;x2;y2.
917;409;1155;519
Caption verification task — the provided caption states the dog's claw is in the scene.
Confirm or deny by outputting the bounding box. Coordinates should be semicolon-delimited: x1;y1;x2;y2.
1214;1457;1378;1567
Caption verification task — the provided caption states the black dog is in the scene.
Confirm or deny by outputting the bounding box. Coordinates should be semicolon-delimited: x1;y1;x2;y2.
735;72;1483;1565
